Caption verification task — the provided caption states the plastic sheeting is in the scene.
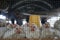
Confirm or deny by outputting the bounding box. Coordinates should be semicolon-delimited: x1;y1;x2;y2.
29;15;41;28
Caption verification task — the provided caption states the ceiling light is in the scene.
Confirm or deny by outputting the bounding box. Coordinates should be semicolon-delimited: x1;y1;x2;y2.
0;15;6;19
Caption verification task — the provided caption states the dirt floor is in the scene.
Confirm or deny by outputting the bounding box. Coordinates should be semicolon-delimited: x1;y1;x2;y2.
0;38;60;40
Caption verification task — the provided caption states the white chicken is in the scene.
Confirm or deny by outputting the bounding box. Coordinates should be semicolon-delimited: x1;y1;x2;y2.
3;24;25;38
23;23;40;38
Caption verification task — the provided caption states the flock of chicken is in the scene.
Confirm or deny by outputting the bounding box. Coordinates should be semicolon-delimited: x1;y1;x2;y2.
0;22;60;39
3;23;40;39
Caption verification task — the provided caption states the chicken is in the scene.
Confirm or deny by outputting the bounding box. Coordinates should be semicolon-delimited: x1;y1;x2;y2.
23;23;40;38
3;24;25;38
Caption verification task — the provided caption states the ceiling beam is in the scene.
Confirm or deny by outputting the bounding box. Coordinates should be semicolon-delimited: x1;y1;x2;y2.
17;4;49;11
12;0;52;9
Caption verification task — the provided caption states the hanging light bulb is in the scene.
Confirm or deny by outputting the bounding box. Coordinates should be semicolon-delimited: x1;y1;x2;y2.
9;20;12;24
14;20;17;24
23;19;27;25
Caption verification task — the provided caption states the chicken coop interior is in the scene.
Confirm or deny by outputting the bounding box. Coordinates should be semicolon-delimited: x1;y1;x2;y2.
0;0;60;40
